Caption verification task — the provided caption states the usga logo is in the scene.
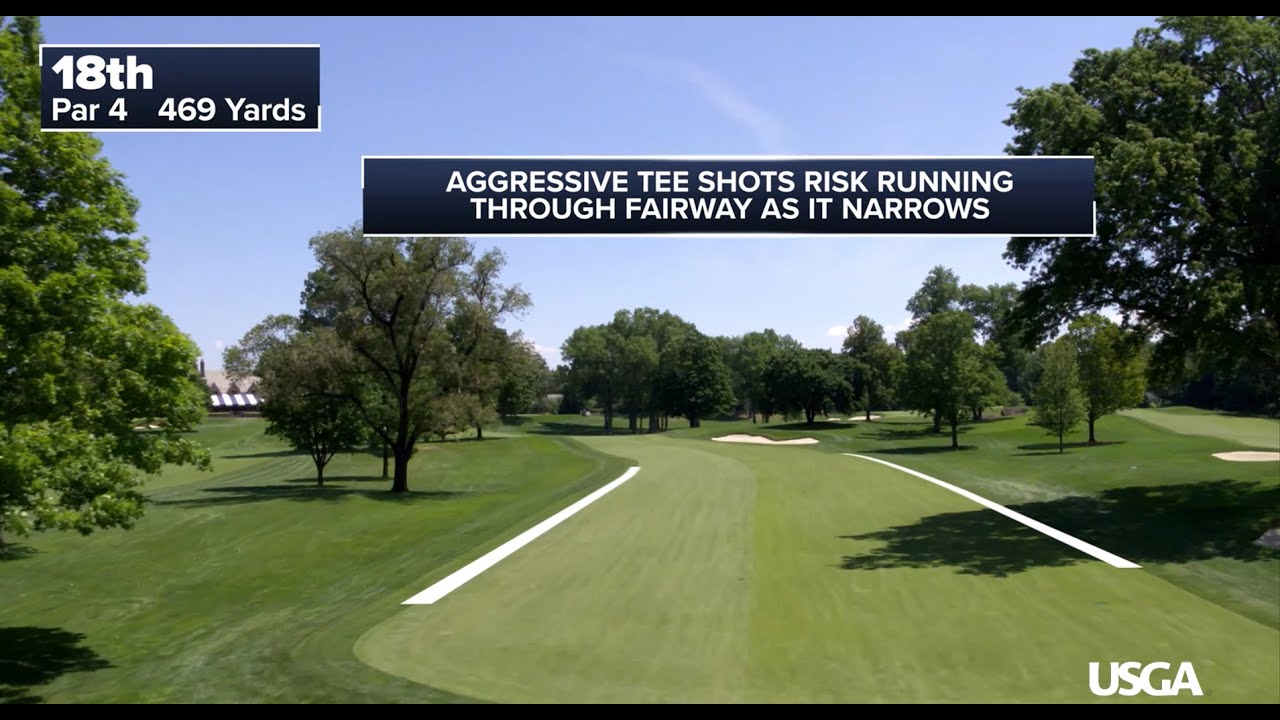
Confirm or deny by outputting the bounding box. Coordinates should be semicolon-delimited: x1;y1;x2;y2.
1089;661;1203;697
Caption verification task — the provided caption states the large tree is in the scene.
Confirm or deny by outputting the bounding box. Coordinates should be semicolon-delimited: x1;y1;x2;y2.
300;227;528;492
0;17;210;550
1005;17;1280;379
562;324;621;432
1031;339;1087;454
660;329;734;428
765;348;855;425
1066;313;1147;443
961;282;1032;398
842;315;900;420
899;311;985;447
724;329;801;423
258;331;365;485
497;337;551;417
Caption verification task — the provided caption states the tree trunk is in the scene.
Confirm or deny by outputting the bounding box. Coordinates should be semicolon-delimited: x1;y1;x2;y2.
933;410;942;433
1088;417;1096;444
805;409;816;424
662;414;668;431
315;459;325;487
689;412;700;429
648;412;658;433
381;444;389;478
392;450;411;493
1059;431;1065;454
865;408;872;421
476;423;484;440
950;418;959;448
604;408;613;434
628;413;637;433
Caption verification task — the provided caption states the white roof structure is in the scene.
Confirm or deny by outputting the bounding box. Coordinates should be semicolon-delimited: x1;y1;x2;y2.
209;393;263;409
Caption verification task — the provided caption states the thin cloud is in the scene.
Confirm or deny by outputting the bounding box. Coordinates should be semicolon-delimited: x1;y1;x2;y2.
611;51;786;153
533;342;562;367
827;325;849;338
214;339;225;351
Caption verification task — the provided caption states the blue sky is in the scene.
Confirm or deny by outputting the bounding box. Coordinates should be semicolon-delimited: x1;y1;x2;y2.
41;16;1150;367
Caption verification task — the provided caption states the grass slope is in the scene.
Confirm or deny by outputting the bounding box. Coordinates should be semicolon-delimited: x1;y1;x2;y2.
0;419;627;703
1121;407;1279;449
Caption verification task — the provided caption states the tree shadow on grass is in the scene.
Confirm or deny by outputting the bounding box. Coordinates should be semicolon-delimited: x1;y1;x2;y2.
0;545;38;562
526;421;623;437
283;475;389;484
223;448;307;459
841;479;1280;577
758;421;852;431
154;483;468;507
0;627;111;704
871;445;978;455
869;425;974;441
1015;441;1126;453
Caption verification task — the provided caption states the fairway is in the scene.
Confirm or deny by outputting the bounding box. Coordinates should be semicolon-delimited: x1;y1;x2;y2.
357;432;1280;703
1122;408;1280;450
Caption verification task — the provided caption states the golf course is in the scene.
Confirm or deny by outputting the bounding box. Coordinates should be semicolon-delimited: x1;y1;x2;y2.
4;13;1279;706
3;407;1276;703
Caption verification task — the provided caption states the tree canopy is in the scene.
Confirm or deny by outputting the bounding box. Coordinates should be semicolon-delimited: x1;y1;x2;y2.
0;16;210;548
1031;339;1087;453
1066;313;1147;443
1005;16;1280;378
899;311;988;447
842;316;901;420
258;331;366;485
298;227;529;492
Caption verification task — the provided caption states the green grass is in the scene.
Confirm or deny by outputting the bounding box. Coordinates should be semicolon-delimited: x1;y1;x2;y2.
0;419;628;703
359;428;1279;703
3;407;1277;703
1121;407;1279;449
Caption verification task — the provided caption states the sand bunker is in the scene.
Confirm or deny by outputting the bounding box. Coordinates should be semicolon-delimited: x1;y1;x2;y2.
822;415;881;422
712;434;819;446
1256;529;1280;550
1212;451;1280;462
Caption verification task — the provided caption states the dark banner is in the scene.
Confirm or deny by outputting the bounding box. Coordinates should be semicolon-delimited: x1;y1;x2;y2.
362;156;1094;237
40;45;320;131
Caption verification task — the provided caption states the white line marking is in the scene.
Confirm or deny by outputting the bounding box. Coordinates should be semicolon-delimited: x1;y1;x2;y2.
402;466;642;605
843;454;1140;569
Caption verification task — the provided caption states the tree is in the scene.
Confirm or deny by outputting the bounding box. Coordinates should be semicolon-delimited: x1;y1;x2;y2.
1066;314;1147;443
0;17;210;550
1031;339;1087;453
223;314;298;384
765;348;854;425
961;282;1032;398
1005;17;1280;381
899;311;984;448
497;338;551;417
842;316;900;420
300;227;529;492
258;332;365;485
966;348;1014;421
562;324;620;431
723;329;802;423
661;329;734;428
906;266;963;321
